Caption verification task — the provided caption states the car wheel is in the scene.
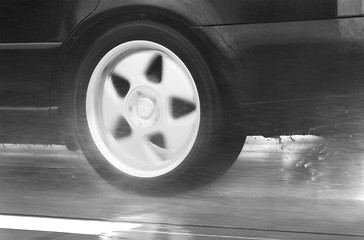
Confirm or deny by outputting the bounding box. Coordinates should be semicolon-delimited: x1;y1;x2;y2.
73;21;245;193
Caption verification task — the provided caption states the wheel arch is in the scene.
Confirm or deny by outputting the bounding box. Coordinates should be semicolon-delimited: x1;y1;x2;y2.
53;6;244;148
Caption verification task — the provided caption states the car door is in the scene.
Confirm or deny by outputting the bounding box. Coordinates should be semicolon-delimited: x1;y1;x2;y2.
0;0;99;107
206;0;364;134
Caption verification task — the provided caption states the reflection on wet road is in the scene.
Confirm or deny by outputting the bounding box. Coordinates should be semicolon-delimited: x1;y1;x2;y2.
0;123;364;239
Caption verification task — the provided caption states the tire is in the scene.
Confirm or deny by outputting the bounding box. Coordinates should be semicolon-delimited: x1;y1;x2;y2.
71;21;245;194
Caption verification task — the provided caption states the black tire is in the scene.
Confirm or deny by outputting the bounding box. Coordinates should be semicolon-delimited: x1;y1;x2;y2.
69;21;245;194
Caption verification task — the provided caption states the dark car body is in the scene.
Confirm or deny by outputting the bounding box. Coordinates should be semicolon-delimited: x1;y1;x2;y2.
1;0;364;144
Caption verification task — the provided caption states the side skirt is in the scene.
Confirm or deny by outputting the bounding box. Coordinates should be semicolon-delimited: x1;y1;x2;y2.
0;107;63;145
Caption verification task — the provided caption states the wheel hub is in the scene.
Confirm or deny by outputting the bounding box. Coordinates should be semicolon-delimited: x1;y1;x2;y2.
136;98;154;119
126;87;162;129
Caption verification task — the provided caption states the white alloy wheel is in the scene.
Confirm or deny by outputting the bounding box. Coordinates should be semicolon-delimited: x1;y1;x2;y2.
86;41;201;178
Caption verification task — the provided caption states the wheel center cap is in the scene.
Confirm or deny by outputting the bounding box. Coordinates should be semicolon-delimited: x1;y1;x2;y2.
126;87;162;130
136;98;154;119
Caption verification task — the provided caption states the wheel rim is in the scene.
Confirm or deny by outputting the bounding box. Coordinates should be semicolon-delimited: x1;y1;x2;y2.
86;40;201;178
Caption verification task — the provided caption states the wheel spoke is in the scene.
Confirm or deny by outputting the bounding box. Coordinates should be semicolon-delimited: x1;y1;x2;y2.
115;133;147;163
116;133;164;165
141;139;167;164
157;56;196;101
158;111;199;157
113;51;160;88
101;78;125;133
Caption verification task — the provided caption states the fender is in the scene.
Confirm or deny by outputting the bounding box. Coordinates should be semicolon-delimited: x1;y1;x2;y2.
95;0;338;26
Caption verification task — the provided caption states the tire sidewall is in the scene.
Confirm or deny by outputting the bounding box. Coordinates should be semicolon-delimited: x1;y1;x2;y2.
74;21;231;192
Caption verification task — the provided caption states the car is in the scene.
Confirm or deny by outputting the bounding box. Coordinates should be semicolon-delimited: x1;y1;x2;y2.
1;0;364;192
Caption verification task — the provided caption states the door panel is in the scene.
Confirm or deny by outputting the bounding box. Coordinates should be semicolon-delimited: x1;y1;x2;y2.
0;0;99;107
201;17;364;134
0;44;60;107
0;0;99;43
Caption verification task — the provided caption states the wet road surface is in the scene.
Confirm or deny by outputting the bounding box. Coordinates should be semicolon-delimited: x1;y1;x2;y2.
0;123;364;239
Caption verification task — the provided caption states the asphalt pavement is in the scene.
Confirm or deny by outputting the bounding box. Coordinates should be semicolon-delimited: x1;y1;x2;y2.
0;123;364;239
